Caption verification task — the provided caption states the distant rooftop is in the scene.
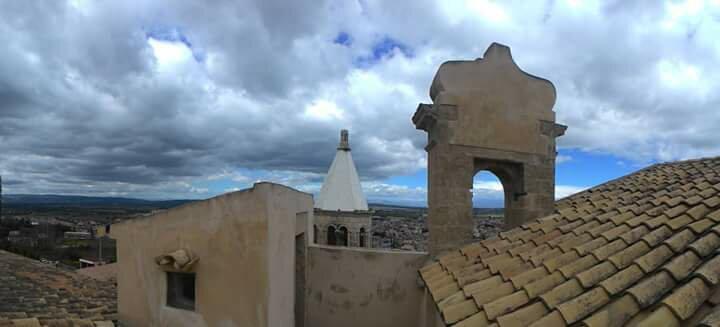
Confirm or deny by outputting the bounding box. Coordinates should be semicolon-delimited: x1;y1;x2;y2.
0;250;116;326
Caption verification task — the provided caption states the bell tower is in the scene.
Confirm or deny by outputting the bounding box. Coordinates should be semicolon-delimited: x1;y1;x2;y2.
413;43;566;254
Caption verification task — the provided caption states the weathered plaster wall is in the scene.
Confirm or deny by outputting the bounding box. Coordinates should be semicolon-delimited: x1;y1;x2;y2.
305;245;431;327
113;183;312;327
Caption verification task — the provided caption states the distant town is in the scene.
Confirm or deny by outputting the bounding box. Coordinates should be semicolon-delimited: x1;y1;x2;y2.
0;194;503;266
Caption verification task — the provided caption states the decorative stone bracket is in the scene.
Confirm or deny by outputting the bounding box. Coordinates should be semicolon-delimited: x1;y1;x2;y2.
155;249;198;272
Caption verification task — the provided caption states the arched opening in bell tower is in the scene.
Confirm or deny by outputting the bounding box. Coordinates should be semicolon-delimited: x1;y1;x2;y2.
472;171;506;238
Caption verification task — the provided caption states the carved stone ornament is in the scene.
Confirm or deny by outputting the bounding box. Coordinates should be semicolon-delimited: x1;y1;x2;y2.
155;249;198;272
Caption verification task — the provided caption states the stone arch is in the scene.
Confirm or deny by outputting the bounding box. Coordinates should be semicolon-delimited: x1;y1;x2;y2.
313;224;318;244
474;159;525;228
338;226;348;246
327;225;337;245
359;227;366;247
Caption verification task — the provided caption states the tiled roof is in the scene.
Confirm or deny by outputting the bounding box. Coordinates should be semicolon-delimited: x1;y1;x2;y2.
0;250;117;327
420;157;720;326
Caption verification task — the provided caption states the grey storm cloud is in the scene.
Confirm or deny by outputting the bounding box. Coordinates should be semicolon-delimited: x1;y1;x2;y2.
0;0;719;199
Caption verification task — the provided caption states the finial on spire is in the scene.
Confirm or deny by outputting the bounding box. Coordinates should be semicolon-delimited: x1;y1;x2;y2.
338;129;350;151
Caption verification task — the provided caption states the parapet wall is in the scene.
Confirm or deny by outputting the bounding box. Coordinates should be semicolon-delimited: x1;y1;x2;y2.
305;245;434;327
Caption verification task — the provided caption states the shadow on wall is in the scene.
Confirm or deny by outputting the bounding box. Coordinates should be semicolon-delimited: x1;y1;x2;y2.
304;245;433;327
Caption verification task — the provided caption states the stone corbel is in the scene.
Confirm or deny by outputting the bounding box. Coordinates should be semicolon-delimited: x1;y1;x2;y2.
539;120;567;138
155;249;198;272
412;103;437;131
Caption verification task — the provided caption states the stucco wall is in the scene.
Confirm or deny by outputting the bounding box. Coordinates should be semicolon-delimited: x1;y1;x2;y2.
113;183;312;327
305;245;432;327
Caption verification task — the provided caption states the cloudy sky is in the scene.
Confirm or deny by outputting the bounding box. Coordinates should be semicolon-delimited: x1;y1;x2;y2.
1;0;719;207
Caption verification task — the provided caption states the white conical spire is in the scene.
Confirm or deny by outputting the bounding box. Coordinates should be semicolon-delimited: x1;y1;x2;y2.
315;130;369;211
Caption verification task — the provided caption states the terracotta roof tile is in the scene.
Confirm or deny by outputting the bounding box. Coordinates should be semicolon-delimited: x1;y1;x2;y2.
454;310;489;327
556;233;593;253
591;239;627;261
483;291;530;321
439;291;467;311
634;306;681;327
576;261;618;289
434;281;462;302
689;232;720;258
453;263;486;279
665;214;694;231
523;272;566;299
608;242;650;270
556;287;610;324
663;251;701;281
694;255;720;286
599;264;644;296
574;238;608;256
542;251;579;273
539;279;583;310
666;204;689;218
664;229;696;253
472;282;514;307
662;277;710;320
510;267;549;289
626;271;676;308
557;254;598;279
495;301;547;327
703;196;720;208
486;256;524;275
708;209;720;222
530;230;563;246
708;287;720;305
686;195;705;206
528;310;566;327
0;251;116;324
599;224;631;242
442;299;479;324
690;219;717;235
689;204;713;219
517;244;551;262
463;275;504;297
528;248;563;267
634;244;674;273
582;294;640;327
618;225;650;244
698;305;720;327
556;219;583;233
419;157;720;326
610;211;637;225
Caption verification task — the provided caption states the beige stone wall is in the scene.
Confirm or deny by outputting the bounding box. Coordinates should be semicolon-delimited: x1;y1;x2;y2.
313;210;372;248
304;245;431;327
113;183;312;327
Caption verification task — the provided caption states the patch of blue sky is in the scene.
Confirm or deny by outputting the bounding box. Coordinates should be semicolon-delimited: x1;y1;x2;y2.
333;32;352;46
144;25;206;62
353;36;413;68
384;168;427;189
555;148;654;187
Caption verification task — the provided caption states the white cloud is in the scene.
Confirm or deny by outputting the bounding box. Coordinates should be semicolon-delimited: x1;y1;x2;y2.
556;185;588;199
556;155;573;164
2;0;720;202
303;99;345;121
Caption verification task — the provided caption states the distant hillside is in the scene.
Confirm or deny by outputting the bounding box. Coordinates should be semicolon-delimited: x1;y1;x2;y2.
369;203;503;216
2;194;193;209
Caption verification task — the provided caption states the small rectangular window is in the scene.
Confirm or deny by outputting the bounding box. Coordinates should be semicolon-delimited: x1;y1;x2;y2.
166;272;196;311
